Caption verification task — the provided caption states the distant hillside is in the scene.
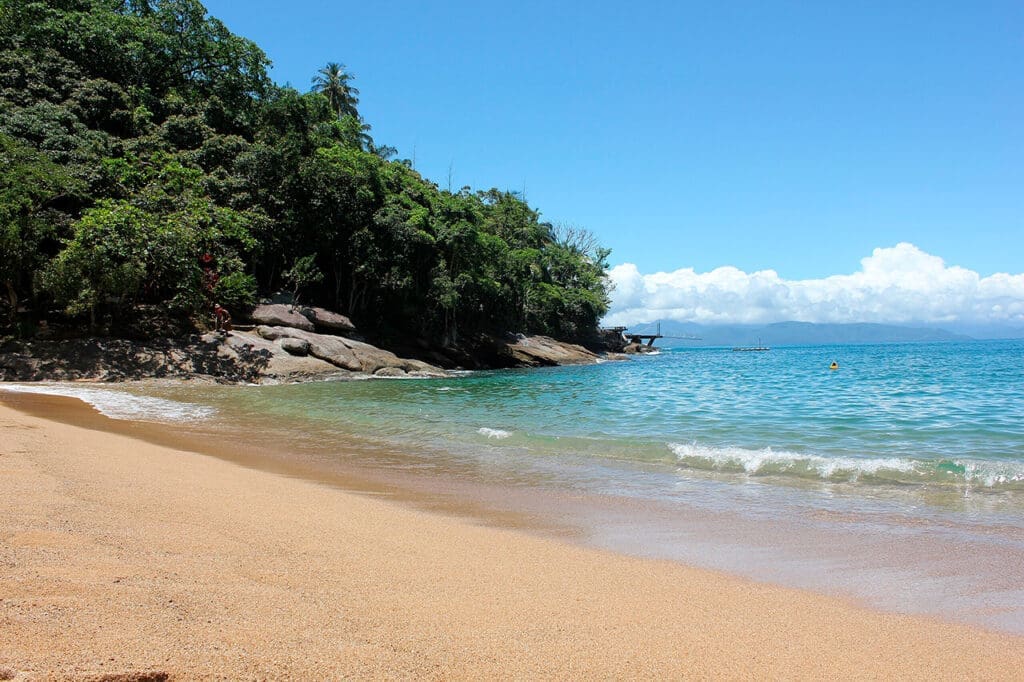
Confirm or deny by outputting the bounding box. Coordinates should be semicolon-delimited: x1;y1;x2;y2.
626;321;974;347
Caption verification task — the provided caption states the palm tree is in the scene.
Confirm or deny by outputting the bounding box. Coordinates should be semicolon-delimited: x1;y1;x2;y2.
311;62;360;119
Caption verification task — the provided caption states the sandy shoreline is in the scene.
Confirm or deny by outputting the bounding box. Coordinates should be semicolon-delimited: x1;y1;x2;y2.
2;397;1023;679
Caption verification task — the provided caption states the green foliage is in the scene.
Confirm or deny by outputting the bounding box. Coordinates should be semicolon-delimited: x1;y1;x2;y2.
0;133;80;322
283;254;323;308
0;0;611;344
213;270;256;310
40;201;167;323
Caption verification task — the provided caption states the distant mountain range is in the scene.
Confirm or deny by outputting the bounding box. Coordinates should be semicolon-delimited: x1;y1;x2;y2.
622;321;990;347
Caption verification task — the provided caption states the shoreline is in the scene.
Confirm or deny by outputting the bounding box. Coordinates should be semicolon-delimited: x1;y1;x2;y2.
5;379;1024;636
2;394;1024;678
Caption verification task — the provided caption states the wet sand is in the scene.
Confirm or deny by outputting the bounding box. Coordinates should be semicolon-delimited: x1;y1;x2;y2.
2;397;1023;679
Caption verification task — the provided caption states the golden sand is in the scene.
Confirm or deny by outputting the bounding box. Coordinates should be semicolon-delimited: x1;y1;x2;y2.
1;398;1022;680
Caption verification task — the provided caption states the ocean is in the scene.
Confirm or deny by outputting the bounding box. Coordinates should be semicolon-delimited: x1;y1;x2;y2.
6;339;1024;632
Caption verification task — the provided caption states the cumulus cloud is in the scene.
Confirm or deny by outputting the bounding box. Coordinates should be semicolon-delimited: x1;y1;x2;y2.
604;243;1024;327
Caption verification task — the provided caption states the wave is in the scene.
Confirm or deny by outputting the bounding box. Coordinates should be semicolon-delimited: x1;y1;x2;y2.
0;383;215;422
478;427;512;439
668;442;1024;490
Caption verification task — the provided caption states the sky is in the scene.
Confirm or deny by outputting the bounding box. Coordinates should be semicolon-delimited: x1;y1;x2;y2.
202;0;1023;328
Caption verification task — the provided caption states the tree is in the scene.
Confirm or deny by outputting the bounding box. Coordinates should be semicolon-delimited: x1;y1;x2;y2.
311;62;360;119
40;201;166;330
0;134;79;324
1;0;613;347
283;254;323;309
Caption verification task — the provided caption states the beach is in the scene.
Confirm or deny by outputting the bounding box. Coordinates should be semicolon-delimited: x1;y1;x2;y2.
2;395;1023;680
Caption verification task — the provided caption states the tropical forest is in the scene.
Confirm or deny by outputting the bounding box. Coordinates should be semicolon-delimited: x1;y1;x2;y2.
0;0;611;352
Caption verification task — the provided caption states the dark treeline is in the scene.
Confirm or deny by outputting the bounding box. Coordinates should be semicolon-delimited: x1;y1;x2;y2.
0;0;610;346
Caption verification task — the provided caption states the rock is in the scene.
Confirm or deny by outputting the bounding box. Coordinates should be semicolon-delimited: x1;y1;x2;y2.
499;334;599;367
406;368;450;379
254;326;447;376
226;330;347;382
249;304;315;332
373;366;407;377
256;326;290;341
303;307;357;333
622;342;659;355
261;327;362;372
280;338;310;356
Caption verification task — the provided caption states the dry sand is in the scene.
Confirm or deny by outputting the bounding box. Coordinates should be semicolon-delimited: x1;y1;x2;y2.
1;398;1023;680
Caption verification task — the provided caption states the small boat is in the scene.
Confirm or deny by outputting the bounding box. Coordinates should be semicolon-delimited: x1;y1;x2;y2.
732;338;770;352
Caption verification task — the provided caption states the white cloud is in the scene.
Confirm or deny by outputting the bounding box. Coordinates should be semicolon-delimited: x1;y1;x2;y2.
604;243;1024;327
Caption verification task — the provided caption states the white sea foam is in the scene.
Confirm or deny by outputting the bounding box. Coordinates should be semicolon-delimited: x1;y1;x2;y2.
668;442;1024;489
478;427;511;439
0;383;215;422
961;461;1024;488
670;442;922;483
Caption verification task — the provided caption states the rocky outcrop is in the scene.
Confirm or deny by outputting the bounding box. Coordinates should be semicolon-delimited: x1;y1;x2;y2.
0;324;617;385
215;331;346;383
303;307;357;333
257;326;361;371
256;326;447;377
622;342;660;355
248;303;358;336
497;334;600;367
249;304;315;332
0;336;275;383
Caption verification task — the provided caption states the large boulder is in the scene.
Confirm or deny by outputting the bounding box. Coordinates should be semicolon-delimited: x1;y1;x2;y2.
499;334;599;367
280;337;310;356
218;331;346;383
250;304;315;332
257;326;361;371
255;326;446;376
303;307;357;333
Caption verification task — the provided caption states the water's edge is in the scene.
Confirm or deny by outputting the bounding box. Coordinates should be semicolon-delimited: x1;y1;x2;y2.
3;385;1024;636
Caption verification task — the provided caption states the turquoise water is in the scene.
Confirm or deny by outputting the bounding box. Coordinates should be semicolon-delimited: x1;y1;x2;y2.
8;339;1024;631
202;340;1024;495
24;339;1021;501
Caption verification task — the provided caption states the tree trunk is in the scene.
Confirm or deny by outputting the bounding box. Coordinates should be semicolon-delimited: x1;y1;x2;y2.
4;280;16;325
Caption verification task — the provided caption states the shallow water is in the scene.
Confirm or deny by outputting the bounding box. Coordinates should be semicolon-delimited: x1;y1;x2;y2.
6;339;1024;632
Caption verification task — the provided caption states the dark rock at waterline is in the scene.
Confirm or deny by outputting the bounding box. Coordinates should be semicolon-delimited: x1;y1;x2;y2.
373;366;407;377
0;326;610;385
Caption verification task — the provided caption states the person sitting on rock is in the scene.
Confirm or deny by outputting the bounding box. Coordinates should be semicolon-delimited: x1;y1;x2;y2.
213;304;232;335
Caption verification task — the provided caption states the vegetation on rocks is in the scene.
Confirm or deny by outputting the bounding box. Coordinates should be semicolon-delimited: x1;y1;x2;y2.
0;0;611;349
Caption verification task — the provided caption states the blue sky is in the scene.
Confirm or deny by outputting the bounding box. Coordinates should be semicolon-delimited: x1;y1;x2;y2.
202;1;1023;326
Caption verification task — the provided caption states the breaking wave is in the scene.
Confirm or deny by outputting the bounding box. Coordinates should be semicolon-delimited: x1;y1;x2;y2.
478;427;512;439
668;442;1024;490
0;384;215;422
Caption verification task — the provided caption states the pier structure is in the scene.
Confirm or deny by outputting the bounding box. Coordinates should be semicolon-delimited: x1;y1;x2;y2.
603;323;664;348
599;323;701;350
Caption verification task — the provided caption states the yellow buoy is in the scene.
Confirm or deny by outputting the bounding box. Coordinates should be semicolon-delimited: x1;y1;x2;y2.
830;361;839;370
